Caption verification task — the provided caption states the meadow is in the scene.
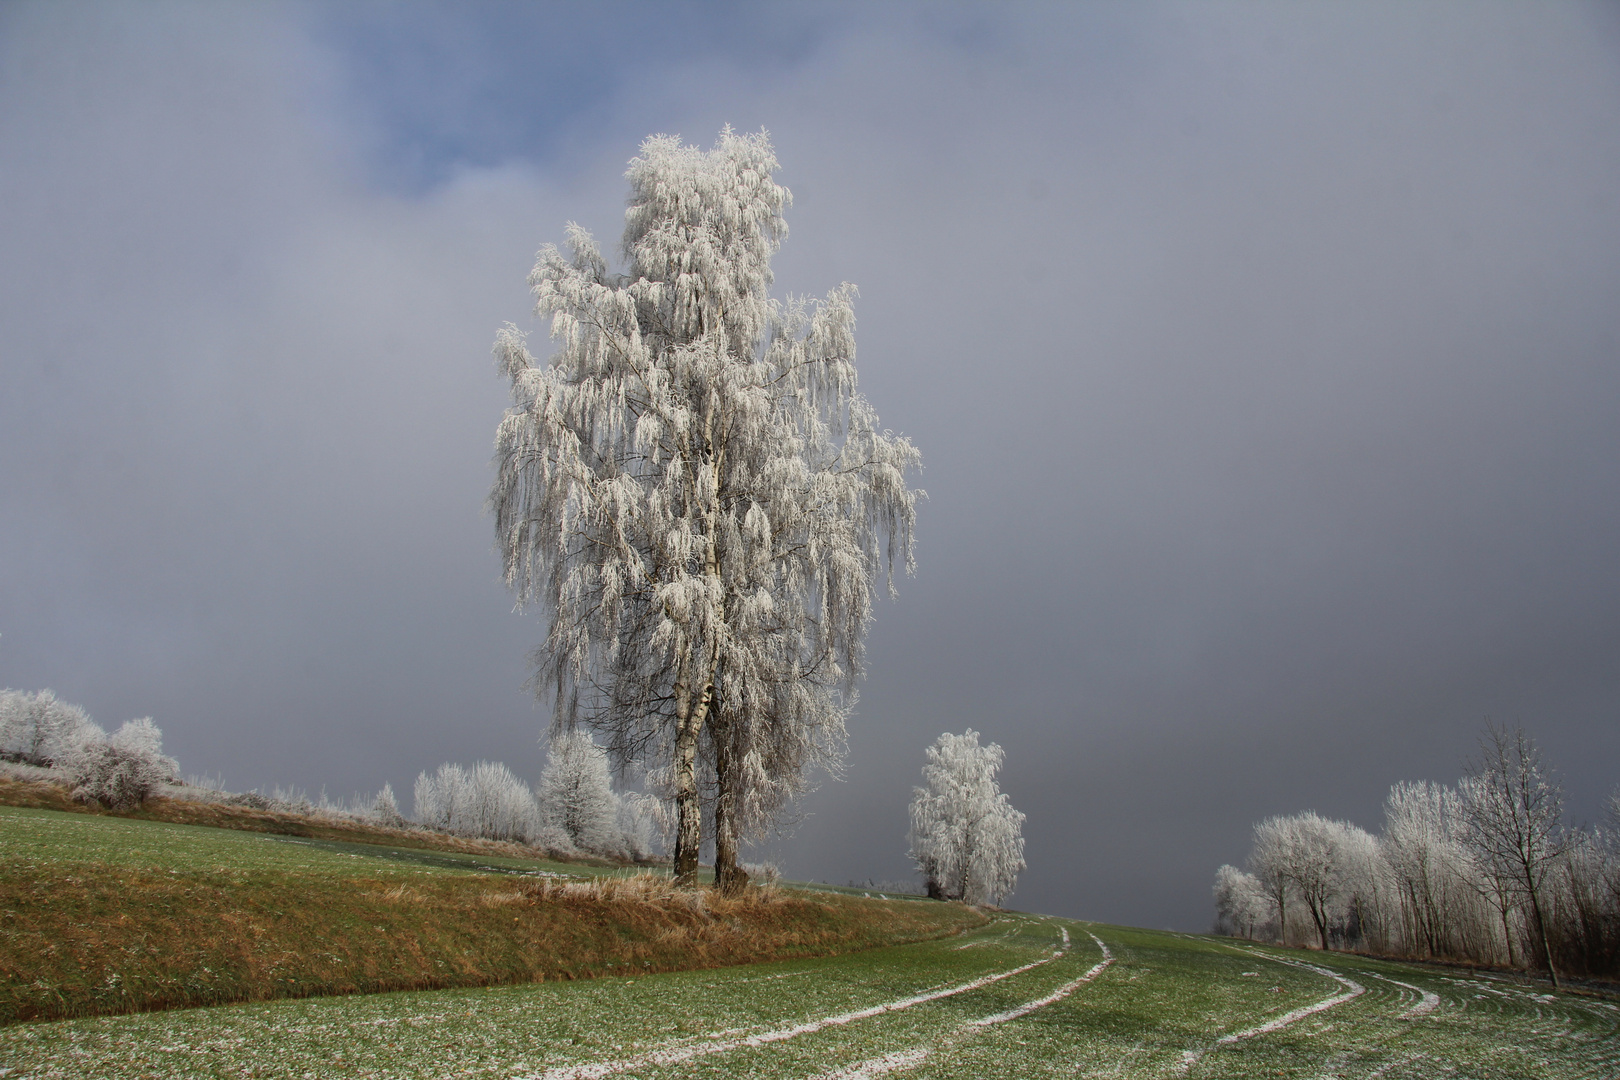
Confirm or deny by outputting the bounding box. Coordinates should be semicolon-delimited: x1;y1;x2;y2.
4;907;1615;1078
2;802;1616;1078
0;803;980;1026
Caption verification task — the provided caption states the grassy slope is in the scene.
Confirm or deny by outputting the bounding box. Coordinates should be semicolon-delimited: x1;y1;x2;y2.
0;802;984;1026
6;912;1615;1078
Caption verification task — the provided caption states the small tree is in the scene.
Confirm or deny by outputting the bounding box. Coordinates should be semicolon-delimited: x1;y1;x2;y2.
537;730;623;855
413;761;549;846
0;689;102;766
1248;816;1295;945
1213;863;1270;939
489;129;920;888
1459;724;1567;989
907;730;1026;906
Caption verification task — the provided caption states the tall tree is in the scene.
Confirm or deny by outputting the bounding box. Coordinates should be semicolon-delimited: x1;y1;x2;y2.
907;729;1026;906
490;129;920;887
1459;724;1567;989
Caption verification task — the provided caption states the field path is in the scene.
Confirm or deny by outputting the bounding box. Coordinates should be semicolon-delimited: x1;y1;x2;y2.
528;927;1096;1080
5;914;1614;1078
806;930;1116;1080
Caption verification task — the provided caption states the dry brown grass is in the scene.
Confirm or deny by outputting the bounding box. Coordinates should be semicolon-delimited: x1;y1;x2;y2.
0;794;986;1026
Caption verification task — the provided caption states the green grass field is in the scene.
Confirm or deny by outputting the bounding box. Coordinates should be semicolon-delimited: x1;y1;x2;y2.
0;804;982;1028
5;909;1615;1078
2;802;1616;1077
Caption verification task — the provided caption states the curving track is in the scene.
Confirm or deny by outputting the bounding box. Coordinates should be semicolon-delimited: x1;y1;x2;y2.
2;911;1614;1078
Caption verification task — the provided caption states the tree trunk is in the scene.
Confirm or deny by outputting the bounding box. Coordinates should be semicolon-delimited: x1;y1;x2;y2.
1308;899;1330;951
1526;881;1562;991
671;677;713;887
712;713;749;895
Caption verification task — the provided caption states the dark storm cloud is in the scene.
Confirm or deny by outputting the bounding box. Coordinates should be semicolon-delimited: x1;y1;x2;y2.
2;2;1617;931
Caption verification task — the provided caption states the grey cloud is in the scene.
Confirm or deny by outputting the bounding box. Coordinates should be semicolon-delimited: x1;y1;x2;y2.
2;2;1617;931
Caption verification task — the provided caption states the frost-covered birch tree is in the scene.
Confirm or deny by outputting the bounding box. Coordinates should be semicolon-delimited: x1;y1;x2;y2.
908;729;1026;905
490;129;920;888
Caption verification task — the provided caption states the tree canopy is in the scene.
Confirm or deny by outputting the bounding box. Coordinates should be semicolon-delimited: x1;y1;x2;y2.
490;128;920;887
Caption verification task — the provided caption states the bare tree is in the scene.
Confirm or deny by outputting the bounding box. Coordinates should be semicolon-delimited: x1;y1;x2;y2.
490;129;920;889
1459;724;1567;989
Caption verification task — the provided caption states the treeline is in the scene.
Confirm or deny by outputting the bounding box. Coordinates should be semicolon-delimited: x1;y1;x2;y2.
1214;725;1617;986
1;687;663;862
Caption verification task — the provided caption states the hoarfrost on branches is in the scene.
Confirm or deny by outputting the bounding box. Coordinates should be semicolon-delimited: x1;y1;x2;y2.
907;729;1026;906
537;729;624;856
489;128;921;888
0;688;102;766
412;761;564;849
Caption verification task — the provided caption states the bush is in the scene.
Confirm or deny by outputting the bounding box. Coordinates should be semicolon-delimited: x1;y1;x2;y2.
69;742;173;810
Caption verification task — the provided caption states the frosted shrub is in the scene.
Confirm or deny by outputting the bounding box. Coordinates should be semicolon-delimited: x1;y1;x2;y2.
618;790;666;862
69;741;173;810
741;861;781;886
414;760;551;846
371;782;406;827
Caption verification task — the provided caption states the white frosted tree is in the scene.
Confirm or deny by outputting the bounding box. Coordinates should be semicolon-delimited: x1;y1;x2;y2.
490;128;920;888
1212;863;1270;939
0;688;102;766
413;761;549;846
908;729;1026;906
537;729;622;855
1248;816;1296;944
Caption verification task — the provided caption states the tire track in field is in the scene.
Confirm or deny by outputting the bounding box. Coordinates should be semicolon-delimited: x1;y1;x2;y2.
523;927;1077;1080
1179;944;1365;1073
809;931;1116;1080
1367;972;1439;1017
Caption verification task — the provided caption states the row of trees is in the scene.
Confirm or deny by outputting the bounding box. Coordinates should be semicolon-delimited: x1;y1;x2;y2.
907;729;1026;906
0;688;180;809
489;129;921;890
1214;725;1618;985
413;731;660;860
1;687;657;860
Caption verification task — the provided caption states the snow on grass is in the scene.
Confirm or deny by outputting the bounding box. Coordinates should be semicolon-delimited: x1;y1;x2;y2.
527;926;1074;1079
6;916;1614;1079
1370;972;1441;1017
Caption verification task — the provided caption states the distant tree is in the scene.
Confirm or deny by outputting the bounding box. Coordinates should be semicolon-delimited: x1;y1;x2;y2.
1248;816;1295;944
1335;822;1395;952
1459;724;1568;989
413;761;549;846
1212;863;1270;939
63;717;177;810
1283;812;1346;951
0;689;102;766
537;730;623;855
1381;780;1469;959
370;782;406;828
907;730;1026;906
489;129;920;889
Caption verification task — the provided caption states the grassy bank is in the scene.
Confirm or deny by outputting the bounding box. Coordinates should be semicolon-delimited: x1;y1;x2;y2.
0;804;984;1026
7;913;1614;1078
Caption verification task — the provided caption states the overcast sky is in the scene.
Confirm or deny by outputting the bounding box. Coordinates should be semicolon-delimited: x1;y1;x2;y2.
3;1;1618;931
